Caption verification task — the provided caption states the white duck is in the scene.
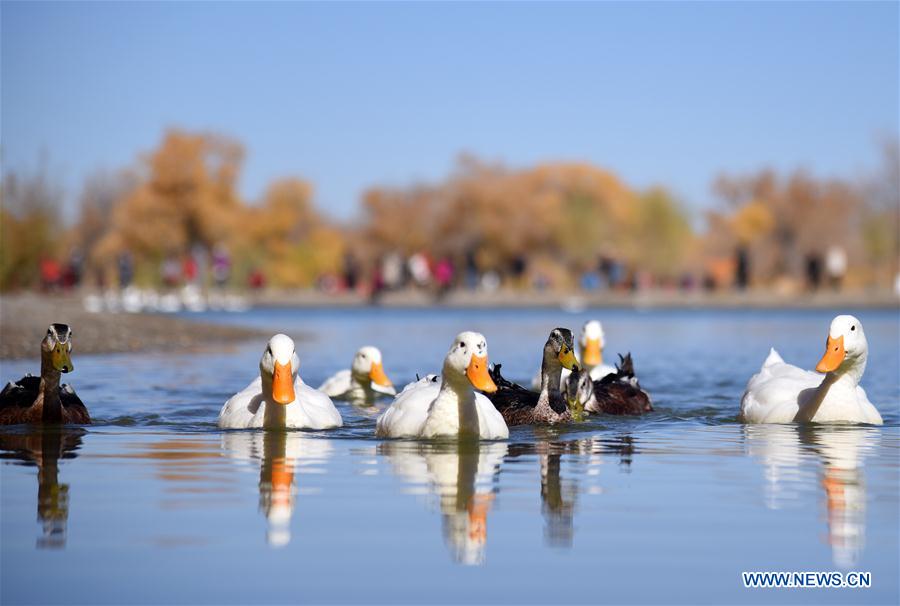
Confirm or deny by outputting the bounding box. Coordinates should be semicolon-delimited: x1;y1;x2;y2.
317;346;396;406
375;332;509;439
739;315;883;425
218;334;343;430
530;320;616;389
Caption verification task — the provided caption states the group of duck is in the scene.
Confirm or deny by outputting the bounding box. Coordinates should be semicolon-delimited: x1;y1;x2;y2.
0;314;884;432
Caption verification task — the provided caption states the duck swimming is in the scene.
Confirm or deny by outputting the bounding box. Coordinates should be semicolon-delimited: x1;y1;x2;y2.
218;334;343;430
317;346;396;406
530;320;616;390
565;353;653;418
375;331;508;439
739;315;882;425
485;328;581;426
0;324;89;425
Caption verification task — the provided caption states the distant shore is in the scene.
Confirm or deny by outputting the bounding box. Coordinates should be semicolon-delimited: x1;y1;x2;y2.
248;287;900;310
1;288;896;361
0;294;267;361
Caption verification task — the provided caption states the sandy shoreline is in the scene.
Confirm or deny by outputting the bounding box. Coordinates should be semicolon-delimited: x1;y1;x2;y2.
2;288;896;360
0;294;267;361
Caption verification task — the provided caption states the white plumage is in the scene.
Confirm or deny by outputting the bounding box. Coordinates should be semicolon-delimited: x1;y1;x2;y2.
218;334;343;430
376;332;509;440
739;316;882;425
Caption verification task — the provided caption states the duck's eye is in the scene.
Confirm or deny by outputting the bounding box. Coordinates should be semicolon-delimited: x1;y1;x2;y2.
458;342;464;349
850;325;855;331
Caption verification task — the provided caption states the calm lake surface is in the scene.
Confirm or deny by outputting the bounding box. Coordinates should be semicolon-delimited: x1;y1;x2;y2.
1;307;898;605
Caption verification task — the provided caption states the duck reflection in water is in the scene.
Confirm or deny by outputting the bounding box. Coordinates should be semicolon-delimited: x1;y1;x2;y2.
539;445;577;548
221;431;333;547
379;439;506;566
0;427;84;549
744;424;875;568
510;435;640;548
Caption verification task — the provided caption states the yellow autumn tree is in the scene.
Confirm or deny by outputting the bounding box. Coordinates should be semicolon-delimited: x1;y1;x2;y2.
238;179;343;287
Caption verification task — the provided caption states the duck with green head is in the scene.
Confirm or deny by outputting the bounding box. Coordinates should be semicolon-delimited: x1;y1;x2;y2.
483;328;582;425
0;324;90;425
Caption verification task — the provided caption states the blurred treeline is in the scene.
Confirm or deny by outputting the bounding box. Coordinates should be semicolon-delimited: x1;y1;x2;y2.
1;129;897;292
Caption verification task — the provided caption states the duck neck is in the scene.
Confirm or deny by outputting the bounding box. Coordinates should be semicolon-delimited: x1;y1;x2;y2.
39;353;63;423
348;372;375;405
537;353;562;412
429;375;480;437
261;375;287;428
796;357;866;423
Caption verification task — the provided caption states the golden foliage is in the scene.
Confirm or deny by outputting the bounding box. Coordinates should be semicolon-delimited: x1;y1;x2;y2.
732;200;775;244
361;157;694;282
62;130;337;289
3;129;894;292
0;169;66;289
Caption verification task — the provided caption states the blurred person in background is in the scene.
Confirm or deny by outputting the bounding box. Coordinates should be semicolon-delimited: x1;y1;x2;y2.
247;267;266;291
825;245;847;291
580;268;601;291
212;244;232;289
63;248;84;290
342;251;359;292
161;255;181;289
369;261;386;304
464;247;479;290
510;254;528;289
805;252;823;291
480;269;500;292
381;252;403;291
40;257;61;291
181;252;198;285
117;251;134;289
735;246;750;290
434;256;455;299
408;251;431;287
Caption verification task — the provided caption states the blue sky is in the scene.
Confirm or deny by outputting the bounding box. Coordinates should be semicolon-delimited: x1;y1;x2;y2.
2;2;897;222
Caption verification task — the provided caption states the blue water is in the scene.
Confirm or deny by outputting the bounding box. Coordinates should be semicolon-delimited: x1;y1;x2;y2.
1;307;898;604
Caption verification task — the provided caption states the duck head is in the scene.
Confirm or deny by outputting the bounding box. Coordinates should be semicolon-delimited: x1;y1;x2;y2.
351;346;395;395
815;315;868;381
564;366;592;422
544;328;580;372
259;334;300;405
443;331;497;393
579;320;605;367
42;323;74;373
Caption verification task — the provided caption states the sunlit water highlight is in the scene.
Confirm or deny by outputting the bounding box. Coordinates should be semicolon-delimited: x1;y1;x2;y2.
1;308;898;604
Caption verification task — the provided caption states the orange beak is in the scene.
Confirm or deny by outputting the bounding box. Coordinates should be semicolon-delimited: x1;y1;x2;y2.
466;354;497;393
368;360;392;387
272;361;295;404
582;337;602;367
816;335;845;373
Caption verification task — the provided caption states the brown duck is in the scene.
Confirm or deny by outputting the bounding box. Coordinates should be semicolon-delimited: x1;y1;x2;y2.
565;353;653;417
482;328;581;426
0;324;90;425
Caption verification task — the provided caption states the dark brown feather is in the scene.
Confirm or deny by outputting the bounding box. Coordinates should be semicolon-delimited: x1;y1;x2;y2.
590;353;653;416
0;376;90;425
482;364;569;425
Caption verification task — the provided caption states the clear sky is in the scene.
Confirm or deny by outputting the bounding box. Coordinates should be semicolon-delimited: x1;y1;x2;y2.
2;1;897;223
